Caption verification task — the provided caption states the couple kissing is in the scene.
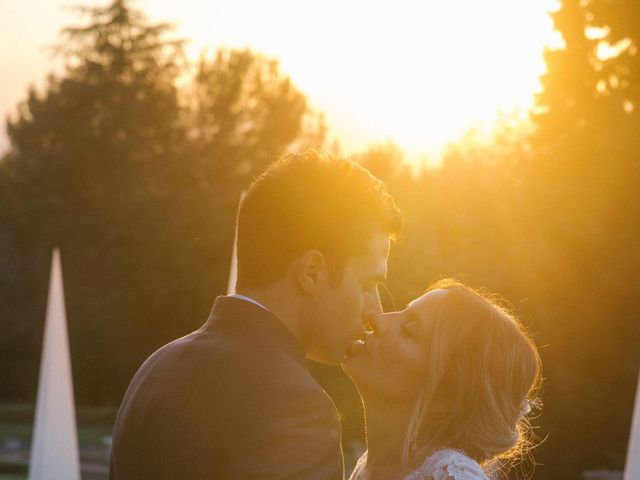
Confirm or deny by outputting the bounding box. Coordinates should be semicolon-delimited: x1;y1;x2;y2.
110;151;541;480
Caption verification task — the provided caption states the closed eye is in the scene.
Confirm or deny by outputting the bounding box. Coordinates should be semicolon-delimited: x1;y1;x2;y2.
363;280;381;294
401;310;421;338
401;320;418;337
366;283;379;294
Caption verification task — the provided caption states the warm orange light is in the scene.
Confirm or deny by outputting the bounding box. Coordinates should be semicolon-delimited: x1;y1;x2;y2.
3;0;560;164
153;0;560;164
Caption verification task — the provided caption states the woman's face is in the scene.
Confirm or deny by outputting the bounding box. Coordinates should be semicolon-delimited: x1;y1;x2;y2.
342;289;447;405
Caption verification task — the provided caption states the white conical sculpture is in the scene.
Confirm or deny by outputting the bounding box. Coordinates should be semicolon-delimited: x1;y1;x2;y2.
227;191;246;295
226;224;239;296
625;371;640;480
28;248;81;480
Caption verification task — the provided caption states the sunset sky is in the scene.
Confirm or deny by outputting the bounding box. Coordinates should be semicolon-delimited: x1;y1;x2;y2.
2;0;559;164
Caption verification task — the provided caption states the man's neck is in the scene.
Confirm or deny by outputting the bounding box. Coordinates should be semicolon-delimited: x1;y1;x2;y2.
228;292;272;311
235;284;304;345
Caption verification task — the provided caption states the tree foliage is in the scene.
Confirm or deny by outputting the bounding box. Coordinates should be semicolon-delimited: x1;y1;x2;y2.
0;0;316;405
342;3;640;475
191;48;310;180
525;1;640;476
0;1;638;477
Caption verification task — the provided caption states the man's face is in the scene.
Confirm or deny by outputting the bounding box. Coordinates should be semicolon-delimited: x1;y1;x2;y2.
303;231;390;365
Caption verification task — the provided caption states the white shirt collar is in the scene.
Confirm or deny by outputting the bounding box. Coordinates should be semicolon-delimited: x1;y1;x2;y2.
227;293;270;312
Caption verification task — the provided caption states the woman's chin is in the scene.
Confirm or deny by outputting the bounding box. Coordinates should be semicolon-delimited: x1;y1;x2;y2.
342;353;363;377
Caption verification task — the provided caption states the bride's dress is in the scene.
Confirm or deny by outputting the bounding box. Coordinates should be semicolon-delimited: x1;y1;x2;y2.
404;449;488;480
350;448;489;480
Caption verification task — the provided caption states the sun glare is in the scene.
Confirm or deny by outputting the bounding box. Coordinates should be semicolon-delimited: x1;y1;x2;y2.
150;0;559;163
3;0;560;163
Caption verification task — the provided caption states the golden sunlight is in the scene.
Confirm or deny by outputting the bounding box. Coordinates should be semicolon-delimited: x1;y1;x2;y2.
2;0;560;163
150;0;560;163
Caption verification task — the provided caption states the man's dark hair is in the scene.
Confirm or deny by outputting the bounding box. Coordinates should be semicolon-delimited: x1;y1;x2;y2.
236;150;403;289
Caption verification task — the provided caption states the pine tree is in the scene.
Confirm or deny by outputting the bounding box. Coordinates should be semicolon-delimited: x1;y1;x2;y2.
1;0;323;404
3;0;189;403
190;47;312;182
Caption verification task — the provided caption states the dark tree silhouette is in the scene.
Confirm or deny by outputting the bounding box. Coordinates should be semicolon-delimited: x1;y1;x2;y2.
0;0;316;405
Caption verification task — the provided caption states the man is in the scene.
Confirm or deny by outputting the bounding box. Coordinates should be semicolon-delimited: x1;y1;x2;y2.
109;151;403;479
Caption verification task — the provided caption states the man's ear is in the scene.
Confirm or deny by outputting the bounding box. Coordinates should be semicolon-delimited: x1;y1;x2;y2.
295;250;327;293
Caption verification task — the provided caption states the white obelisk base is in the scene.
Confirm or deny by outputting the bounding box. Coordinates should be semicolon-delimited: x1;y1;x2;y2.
625;371;640;480
28;248;81;480
227;191;246;295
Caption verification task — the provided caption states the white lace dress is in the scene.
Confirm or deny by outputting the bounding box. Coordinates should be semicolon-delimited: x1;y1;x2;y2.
349;448;489;480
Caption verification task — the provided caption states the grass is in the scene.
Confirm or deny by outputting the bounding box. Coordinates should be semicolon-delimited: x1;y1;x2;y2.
0;419;112;450
0;403;117;426
0;424;30;446
0;402;114;478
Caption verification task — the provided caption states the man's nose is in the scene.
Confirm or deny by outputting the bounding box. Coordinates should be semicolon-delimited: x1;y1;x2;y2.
364;287;383;316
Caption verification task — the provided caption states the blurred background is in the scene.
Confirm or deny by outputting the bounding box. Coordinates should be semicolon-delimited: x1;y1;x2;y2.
0;0;638;478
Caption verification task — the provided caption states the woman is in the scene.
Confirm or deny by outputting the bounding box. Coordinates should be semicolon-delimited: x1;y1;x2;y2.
343;279;542;480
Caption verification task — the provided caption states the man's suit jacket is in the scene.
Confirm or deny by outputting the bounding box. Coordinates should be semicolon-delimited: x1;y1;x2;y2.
109;296;344;479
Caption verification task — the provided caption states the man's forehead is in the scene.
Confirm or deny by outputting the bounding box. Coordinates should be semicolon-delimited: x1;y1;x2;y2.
368;232;391;258
351;232;390;277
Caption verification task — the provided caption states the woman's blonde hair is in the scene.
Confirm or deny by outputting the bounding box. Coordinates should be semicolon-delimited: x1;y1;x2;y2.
401;279;542;475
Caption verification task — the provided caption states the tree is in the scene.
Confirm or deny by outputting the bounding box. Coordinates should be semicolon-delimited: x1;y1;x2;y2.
527;1;640;476
1;0;324;405
2;0;190;404
534;0;601;149
590;0;640;116
190;47;317;183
